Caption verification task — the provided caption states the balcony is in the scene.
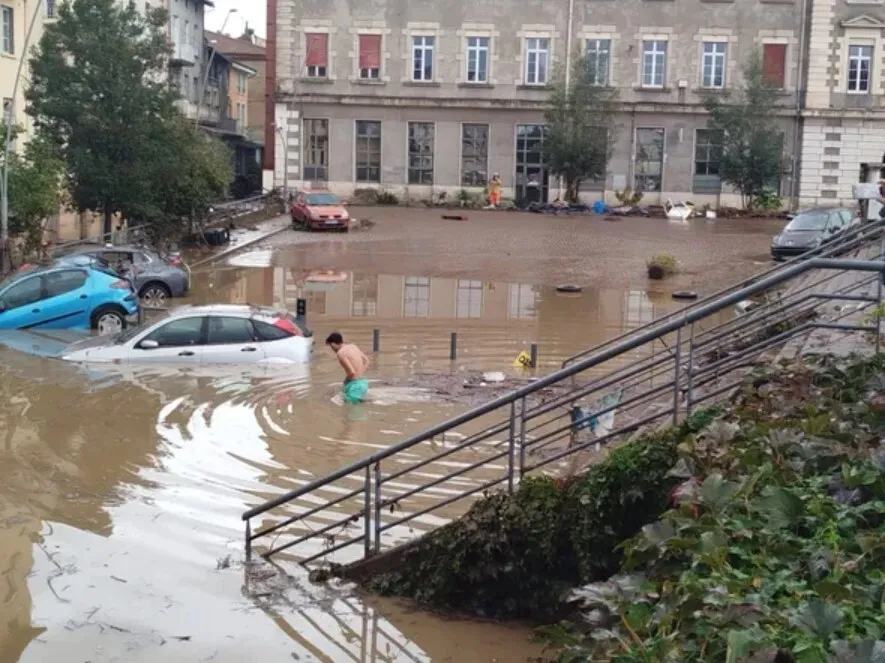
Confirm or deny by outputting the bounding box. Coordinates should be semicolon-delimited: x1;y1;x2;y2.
170;41;198;66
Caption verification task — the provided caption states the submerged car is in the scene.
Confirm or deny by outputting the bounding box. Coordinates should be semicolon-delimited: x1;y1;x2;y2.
771;207;857;260
290;190;350;231
0;263;138;335
63;244;190;306
60;304;314;364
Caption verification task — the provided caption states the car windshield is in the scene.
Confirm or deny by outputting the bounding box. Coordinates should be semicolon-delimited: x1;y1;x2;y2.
305;193;340;206
786;212;830;231
115;312;171;344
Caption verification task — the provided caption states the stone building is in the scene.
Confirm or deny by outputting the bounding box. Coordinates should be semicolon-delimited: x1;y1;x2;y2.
270;0;805;207
799;3;885;206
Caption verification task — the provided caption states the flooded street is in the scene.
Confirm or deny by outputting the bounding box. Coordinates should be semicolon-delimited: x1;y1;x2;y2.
0;210;783;662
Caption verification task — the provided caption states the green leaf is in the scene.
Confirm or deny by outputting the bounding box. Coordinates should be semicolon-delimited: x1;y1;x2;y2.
726;629;761;663
640;520;677;547
793;599;843;639
813;579;852;601
700;473;739;510
760;486;805;527
700;529;728;553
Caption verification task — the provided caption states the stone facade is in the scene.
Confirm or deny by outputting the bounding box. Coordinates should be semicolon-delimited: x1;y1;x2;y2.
273;0;804;206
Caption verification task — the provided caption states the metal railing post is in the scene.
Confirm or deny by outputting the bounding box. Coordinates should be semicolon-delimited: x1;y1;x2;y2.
364;465;372;558
878;269;883;356
686;322;696;416
672;326;683;426
245;519;252;562
507;401;517;493
373;462;382;554
518;396;527;479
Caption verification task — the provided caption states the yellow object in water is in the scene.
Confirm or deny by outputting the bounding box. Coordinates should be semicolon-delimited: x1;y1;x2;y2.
513;351;532;367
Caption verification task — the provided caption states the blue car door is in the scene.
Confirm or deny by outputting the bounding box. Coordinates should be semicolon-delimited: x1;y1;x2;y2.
39;269;92;329
0;274;47;329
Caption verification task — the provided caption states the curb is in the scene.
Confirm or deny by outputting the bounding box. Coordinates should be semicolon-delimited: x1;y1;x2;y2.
189;219;290;269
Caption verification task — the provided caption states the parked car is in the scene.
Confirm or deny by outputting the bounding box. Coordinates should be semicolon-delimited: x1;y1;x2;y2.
290;190;350;231
771;207;858;261
64;244;190;306
60;304;314;365
0;263;139;335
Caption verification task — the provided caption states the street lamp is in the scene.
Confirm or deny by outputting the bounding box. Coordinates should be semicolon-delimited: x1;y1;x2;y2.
194;8;237;130
1;0;44;273
273;123;288;204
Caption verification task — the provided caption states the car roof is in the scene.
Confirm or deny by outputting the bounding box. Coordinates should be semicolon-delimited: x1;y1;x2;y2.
302;189;335;196
0;262;106;287
68;244;154;254
796;207;851;215
161;304;291;319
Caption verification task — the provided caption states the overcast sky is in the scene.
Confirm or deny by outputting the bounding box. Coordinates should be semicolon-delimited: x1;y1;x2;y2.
205;0;265;38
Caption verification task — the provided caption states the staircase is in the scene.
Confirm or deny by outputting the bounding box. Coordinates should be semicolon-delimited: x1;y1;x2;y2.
242;219;885;568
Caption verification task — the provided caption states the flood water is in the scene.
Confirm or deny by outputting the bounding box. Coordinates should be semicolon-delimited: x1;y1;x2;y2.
0;211;782;662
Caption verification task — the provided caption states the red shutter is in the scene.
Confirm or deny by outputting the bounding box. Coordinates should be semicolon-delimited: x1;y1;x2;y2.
762;44;786;87
305;33;328;67
359;34;382;69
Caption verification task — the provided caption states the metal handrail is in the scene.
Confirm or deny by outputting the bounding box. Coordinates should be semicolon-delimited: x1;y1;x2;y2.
560;218;885;369
243;256;885;566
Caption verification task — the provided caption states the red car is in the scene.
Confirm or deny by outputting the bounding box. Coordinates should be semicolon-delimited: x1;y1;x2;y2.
290;190;350;232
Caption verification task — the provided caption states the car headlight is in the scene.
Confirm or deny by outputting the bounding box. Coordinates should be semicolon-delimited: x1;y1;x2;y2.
342;210;350;220
772;235;781;244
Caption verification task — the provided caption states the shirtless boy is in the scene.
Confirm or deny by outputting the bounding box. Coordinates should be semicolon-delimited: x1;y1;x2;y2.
325;332;370;404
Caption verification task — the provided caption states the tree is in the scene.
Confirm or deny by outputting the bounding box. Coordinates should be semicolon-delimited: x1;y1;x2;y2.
0;123;65;260
544;53;619;203
702;53;786;209
26;0;178;236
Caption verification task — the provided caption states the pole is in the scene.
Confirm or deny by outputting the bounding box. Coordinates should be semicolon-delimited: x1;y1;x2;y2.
450;332;457;360
372;328;380;352
274;125;288;203
194;9;237;131
1;0;45;274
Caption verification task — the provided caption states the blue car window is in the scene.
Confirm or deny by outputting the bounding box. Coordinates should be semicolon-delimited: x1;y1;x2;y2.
1;276;44;309
45;270;88;298
144;317;204;347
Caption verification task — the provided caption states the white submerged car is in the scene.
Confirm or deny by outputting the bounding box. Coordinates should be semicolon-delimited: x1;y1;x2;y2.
60;305;314;365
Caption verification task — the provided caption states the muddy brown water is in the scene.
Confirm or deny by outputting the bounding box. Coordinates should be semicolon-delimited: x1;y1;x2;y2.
0;211;782;661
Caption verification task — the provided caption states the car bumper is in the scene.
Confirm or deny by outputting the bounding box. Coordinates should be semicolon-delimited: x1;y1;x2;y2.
771;245;815;259
308;219;349;230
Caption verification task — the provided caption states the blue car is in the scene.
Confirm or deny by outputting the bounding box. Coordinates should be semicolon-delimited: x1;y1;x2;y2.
0;262;139;335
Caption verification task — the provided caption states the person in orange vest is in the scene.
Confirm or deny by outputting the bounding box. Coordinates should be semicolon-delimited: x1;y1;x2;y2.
488;173;502;208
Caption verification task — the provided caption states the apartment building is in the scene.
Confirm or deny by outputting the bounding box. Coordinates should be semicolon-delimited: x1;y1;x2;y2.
206;29;266;146
798;2;885;206
271;0;804;206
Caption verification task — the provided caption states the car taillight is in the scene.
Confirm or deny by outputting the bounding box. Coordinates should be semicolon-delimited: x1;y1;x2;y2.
166;255;183;266
110;279;131;289
273;318;302;336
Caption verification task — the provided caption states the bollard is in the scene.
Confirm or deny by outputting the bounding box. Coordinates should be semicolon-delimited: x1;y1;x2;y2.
530;343;538;368
296;297;307;322
450;332;457;360
373;328;380;352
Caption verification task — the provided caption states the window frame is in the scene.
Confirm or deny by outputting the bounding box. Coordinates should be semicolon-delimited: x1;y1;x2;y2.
357;33;382;80
460;123;489;187
205;316;259;345
305;32;329;79
407;122;434;185
585;38;611;86
46;0;56;19
303;118;329;182
411;35;435;82
141;316;207;348
641;39;667;89
0;275;45;310
847;44;873;94
1;5;13;55
634;127;665;193
524;37;549;86
355;119;382;183
466;36;490;83
701;41;726;89
761;42;787;88
44;269;88;299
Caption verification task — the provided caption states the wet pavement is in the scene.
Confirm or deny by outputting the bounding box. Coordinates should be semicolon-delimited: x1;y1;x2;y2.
0;209;783;662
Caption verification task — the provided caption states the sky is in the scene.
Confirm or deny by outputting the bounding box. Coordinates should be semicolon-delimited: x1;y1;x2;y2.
204;0;265;38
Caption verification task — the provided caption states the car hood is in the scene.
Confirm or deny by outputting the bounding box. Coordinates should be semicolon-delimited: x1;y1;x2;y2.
773;229;823;246
62;334;119;356
307;205;348;215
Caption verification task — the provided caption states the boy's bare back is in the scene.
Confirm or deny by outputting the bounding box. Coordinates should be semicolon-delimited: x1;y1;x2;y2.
337;343;369;380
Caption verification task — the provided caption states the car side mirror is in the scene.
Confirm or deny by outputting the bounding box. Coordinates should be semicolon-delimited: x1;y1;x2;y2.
0;304;6;314
139;339;159;349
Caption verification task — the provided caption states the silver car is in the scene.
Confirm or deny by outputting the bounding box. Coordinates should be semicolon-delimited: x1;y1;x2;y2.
60;304;314;365
65;244;190;306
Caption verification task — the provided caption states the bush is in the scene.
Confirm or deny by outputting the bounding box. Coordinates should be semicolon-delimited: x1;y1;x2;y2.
351;188;399;206
646;253;680;280
615;188;644;206
375;189;399;205
752;189;783;211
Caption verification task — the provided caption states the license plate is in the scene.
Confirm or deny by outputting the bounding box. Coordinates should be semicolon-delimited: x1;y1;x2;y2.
325;220;337;225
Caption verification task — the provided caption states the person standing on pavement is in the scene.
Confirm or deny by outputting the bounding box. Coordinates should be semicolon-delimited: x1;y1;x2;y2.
326;332;370;404
488;174;502;208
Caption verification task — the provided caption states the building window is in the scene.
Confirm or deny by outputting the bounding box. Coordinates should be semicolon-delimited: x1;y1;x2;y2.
585;39;610;86
461;123;489;187
457;280;483;319
236;102;246;124
404;277;430;318
625;290;654;328
2;98;11;124
524;37;549;85
1;6;13;55
466;36;489;83
46;0;56;19
303;119;328;181
411;35;435;81
693;129;722;194
351;273;378;317
641;40;667;88
355;120;381;183
408;122;434;185
762;43;787;88
358;34;382;80
634;128;664;192
237;72;247;93
701;41;726;88
305;33;328;78
508;284;539;319
847;44;872;94
515;124;549;204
